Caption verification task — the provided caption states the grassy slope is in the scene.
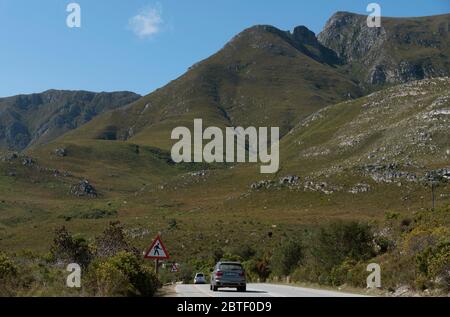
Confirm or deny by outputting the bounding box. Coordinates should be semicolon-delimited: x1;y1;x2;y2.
1;79;448;265
1;15;449;265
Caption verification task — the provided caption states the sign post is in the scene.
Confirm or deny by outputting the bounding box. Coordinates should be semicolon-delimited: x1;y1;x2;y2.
144;235;170;276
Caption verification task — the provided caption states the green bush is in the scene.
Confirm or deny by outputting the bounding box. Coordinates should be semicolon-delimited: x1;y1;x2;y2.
179;263;195;284
312;222;375;272
221;253;243;262
0;252;19;296
87;252;160;297
230;244;256;261
415;242;450;291
50;227;92;268
0;252;18;279
271;239;304;277
94;221;138;258
109;252;160;296
289;222;375;286
291;265;320;284
328;259;367;287
243;256;271;282
87;260;132;296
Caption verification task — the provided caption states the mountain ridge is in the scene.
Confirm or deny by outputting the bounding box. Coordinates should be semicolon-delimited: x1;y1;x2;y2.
0;90;140;151
318;11;450;86
52;21;363;151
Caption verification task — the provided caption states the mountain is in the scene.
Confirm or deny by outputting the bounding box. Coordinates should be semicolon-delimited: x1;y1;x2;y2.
318;12;450;86
280;77;450;179
18;13;450;155
52;13;450;153
0;90;140;151
54;24;362;151
1;77;448;255
0;12;449;258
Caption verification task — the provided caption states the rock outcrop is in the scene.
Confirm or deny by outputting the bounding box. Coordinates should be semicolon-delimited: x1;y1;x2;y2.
70;179;98;198
318;12;450;85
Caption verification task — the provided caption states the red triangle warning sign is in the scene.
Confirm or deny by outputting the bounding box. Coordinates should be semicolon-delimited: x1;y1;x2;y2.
144;235;170;260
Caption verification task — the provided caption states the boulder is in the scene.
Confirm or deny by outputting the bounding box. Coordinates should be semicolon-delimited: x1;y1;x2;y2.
279;175;300;186
70;179;97;198
54;148;67;157
22;157;35;166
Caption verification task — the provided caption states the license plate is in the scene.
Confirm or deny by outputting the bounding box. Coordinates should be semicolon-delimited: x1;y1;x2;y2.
225;272;239;277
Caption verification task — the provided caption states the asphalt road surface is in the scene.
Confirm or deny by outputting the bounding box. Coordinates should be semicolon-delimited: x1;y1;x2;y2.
175;283;365;297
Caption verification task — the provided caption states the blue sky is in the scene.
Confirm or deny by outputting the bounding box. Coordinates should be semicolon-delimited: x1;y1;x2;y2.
0;0;449;97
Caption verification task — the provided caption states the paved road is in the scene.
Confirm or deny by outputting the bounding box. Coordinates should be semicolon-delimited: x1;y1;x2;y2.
175;283;365;297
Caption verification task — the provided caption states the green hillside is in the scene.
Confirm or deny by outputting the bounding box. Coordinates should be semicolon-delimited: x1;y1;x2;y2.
0;11;449;296
0;90;140;151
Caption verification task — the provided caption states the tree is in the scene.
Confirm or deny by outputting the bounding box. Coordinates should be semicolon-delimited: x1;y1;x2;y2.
50;226;92;268
94;221;138;258
312;222;375;272
271;240;304;276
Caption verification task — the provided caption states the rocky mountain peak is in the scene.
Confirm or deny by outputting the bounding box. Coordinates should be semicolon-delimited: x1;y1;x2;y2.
318;12;450;86
227;23;340;66
318;11;386;63
292;25;318;46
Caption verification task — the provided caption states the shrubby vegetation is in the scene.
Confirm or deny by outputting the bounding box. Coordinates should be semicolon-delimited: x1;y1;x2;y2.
284;207;449;294
0;252;19;296
50;226;92;268
292;221;377;286
0;222;160;297
170;207;449;295
0;207;448;296
271;239;304;277
85;251;160;296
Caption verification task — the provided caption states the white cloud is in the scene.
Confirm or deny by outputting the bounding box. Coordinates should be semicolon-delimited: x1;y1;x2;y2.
129;5;163;39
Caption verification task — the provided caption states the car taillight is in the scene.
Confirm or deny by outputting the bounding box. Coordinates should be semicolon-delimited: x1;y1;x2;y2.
239;271;245;277
215;271;223;277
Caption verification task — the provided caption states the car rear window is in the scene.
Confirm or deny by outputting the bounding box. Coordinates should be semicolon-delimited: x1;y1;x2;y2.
219;263;243;271
196;273;204;277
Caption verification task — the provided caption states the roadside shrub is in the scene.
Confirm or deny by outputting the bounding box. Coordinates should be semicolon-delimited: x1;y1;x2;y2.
221;253;243;262
402;225;449;256
312;222;375;272
415;242;450;291
213;249;224;262
243;256;271;282
231;244;256;261
179;263;195;284
291;265;320;284
0;252;19;296
50;227;92;268
0;252;18;279
328;259;367;287
94;221;138;258
373;235;394;254
87;260;131;296
289;222;377;286
87;252;160;297
108;252;160;296
271;239;304;277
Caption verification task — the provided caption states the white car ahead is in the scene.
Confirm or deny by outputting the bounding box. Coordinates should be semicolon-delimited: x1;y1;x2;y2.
194;273;206;284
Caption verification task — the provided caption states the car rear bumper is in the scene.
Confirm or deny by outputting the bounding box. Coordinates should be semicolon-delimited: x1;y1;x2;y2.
194;278;206;284
214;281;246;287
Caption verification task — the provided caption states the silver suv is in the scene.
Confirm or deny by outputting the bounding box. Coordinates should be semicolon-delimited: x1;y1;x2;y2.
210;261;246;292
